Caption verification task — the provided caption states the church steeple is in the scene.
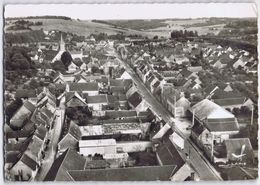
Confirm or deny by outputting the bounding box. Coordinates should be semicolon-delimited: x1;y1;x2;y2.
60;33;65;51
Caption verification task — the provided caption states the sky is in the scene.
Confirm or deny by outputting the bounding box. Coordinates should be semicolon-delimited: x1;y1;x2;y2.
4;3;258;20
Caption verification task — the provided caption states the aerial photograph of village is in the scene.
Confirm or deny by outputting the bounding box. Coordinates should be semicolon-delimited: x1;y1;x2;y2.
3;3;258;182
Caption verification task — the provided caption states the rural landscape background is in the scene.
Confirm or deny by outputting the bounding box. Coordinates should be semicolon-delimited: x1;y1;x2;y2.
3;4;258;182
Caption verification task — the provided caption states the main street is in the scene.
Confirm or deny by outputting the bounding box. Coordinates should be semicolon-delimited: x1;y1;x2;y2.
34;108;65;181
113;48;223;181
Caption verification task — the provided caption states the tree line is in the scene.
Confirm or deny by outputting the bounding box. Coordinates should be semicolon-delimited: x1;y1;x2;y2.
170;30;198;39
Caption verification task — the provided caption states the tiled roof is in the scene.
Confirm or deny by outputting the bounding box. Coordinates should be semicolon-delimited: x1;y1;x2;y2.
128;92;142;108
213;97;247;107
21;154;39;171
25;135;43;159
224;138;254;165
105;110;137;119
35;125;48;140
205;118;239;132
69;82;99;92
44;149;86;181
191;99;234;121
68;121;82;140
23;100;36;113
5;151;22;164
86;95;107;104
156;138;185;172
15;89;37;98
67;165;176;181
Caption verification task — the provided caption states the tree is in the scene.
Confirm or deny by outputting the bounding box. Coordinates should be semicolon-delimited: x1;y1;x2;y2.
29;79;39;89
51;60;66;72
61;51;73;68
153;35;158;40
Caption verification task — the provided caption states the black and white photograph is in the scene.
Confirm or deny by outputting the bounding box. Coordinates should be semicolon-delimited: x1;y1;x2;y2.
2;2;259;182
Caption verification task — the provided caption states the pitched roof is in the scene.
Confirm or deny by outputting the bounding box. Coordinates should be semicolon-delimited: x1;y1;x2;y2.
69;82;98;92
65;92;86;105
191;99;235;121
105;110;137;119
128;92;142;107
180;69;193;79
20;154;39;171
67;165;176;181
5;151;22;164
15;89;37;99
34;125;48;140
23;100;36;113
24;135;43;159
205;118;239;132
44;149;86;181
224;138;254;165
5;136;32;152
221;166;257;180
86;95;108;104
213;97;247;107
68;121;82;140
156;137;185;172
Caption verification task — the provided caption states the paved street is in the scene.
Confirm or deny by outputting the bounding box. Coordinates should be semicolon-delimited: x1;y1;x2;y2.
34;109;65;181
114;50;223;181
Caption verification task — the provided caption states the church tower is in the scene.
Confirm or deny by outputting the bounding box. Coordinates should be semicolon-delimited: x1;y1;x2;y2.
60;33;65;51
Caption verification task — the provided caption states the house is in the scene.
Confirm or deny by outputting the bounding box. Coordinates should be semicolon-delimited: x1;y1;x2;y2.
212;53;232;69
6;123;35;144
155;135;192;181
24;135;44;165
37;94;56;113
224;138;255;165
190;99;240;162
213;97;254;111
233;56;250;69
118;70;132;80
10;101;36;129
67;82;99;96
9;154;39;181
127;91;149;113
67;61;80;73
31;107;55;128
15;89;37;105
187;66;203;73
223;84;233;92
44;149;86;181
58;121;82;153
221;166;258;180
53;72;75;84
5;137;32;173
86;95;109;111
64;92;87;107
166;95;191;118
79;139;117;156
67;165;177;181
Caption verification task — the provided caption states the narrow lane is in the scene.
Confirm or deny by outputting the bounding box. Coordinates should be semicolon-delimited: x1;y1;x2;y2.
34;109;65;181
114;52;223;181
